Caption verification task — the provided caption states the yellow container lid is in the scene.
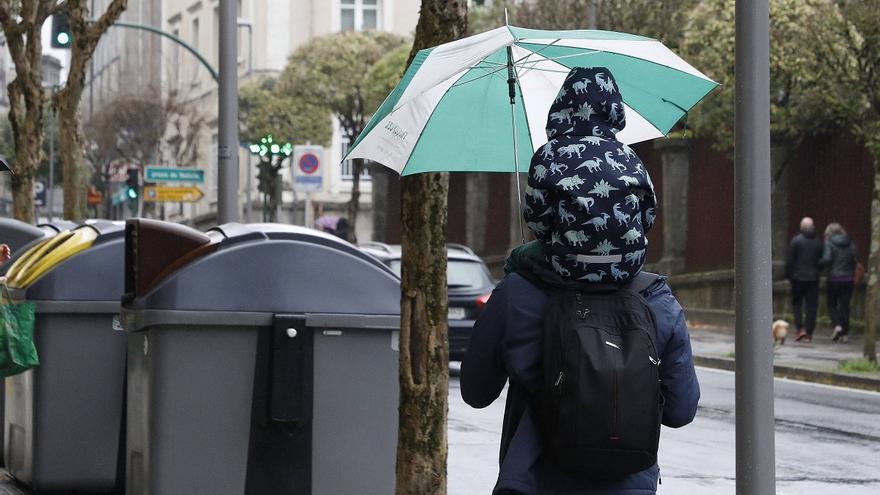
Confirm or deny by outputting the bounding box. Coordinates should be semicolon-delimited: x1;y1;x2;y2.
7;227;99;289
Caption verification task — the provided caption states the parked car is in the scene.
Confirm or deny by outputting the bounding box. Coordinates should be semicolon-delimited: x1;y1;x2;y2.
359;242;496;360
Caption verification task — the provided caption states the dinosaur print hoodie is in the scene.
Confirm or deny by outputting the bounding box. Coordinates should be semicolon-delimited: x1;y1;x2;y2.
523;66;656;283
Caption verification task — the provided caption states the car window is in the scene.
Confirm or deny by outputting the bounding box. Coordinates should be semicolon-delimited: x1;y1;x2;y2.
447;260;490;289
387;259;490;289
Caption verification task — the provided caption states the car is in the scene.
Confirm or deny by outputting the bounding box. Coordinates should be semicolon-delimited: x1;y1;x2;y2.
358;242;497;361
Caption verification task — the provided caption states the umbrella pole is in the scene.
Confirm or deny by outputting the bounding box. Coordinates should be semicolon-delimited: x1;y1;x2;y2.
507;46;526;244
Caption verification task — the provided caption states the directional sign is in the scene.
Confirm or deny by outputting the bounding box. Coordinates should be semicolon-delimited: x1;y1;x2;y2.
143;186;204;203
145;167;205;183
292;145;324;193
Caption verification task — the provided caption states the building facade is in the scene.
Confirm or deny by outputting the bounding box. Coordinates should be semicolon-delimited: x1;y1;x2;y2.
159;0;420;239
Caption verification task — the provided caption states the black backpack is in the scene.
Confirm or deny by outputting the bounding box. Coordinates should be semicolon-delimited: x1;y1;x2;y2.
528;271;663;479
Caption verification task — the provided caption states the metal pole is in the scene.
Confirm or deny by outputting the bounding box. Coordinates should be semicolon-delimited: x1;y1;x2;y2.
218;0;239;223
48;106;55;221
735;1;776;494
246;152;253;222
506;46;525;244
586;0;598;29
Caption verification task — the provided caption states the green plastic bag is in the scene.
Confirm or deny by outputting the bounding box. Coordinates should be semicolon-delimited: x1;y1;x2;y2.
0;283;39;378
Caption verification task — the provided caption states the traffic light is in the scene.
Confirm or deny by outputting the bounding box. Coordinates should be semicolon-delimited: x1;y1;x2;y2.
126;168;140;200
51;8;71;49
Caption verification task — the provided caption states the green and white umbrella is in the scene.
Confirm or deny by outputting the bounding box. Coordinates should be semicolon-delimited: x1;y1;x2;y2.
344;25;717;175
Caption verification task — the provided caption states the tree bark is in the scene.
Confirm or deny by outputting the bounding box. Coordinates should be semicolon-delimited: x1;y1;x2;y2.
396;2;467;494
770;137;794;264
0;1;54;223
347;158;363;243
56;88;89;220
57;0;128;221
864;165;879;362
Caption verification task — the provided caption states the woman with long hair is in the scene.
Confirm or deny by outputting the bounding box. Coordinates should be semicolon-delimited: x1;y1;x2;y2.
820;223;857;342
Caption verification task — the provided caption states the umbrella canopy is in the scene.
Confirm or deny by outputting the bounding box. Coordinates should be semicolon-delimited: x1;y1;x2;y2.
345;26;717;175
0;157;13;174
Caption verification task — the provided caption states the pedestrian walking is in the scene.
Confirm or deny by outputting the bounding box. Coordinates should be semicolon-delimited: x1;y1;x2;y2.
785;217;824;342
461;67;699;495
820;222;857;343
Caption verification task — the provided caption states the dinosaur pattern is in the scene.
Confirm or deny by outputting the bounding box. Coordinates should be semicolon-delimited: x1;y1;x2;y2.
524;67;657;282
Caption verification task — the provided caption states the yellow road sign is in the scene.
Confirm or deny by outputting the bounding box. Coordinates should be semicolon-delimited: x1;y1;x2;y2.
143;186;204;203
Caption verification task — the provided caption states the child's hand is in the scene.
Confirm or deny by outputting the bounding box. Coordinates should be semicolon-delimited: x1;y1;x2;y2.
0;244;11;264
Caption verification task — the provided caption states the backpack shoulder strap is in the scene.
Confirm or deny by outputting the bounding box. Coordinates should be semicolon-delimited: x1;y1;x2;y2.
626;271;663;295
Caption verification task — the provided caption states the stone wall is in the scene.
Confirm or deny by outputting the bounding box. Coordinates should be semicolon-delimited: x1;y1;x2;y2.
666;269;867;333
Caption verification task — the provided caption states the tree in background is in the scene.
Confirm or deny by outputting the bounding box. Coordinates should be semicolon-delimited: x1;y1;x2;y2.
396;2;467;493
278;30;407;242
55;0;127;221
684;0;854;259
239;76;331;222
84;87;208;219
0;1;60;223
813;0;880;361
469;0;696;48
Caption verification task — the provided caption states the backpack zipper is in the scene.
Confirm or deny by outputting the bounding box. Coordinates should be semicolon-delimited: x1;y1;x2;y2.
554;370;566;395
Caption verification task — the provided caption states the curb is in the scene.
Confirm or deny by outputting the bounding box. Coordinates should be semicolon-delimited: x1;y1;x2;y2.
693;355;880;393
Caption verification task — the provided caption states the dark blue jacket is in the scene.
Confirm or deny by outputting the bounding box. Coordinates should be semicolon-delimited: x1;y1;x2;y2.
461;273;700;494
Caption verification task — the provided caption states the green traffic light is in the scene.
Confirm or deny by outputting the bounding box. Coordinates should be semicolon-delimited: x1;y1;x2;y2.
127;187;138;199
56;32;70;46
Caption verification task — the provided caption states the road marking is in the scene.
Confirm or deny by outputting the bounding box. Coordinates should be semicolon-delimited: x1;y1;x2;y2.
696;366;880;397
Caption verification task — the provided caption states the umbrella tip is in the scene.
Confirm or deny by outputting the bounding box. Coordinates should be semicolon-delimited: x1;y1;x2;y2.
504;8;509;26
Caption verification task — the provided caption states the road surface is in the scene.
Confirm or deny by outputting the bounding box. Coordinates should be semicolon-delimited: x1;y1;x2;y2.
448;366;880;494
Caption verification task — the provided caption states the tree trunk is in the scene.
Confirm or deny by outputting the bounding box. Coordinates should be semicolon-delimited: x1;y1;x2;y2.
347;158;363;244
396;2;466;494
11;173;35;223
56;86;89;220
770;138;794;264
864;165;879;362
56;0;129;220
398;172;450;494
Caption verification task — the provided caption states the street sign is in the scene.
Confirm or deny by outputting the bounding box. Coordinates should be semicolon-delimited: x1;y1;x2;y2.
292;145;324;193
143;185;204;203
33;181;46;207
145;167;205;183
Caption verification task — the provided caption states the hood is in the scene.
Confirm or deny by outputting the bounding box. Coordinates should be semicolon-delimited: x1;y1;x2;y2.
829;233;851;247
546;66;626;140
524;67;656;285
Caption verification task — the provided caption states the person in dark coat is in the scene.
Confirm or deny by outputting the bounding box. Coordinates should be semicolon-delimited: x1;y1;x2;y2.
461;67;699;495
785;217;824;342
820;222;857;343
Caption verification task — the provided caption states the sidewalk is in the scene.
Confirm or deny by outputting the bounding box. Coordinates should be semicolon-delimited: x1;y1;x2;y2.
687;322;880;391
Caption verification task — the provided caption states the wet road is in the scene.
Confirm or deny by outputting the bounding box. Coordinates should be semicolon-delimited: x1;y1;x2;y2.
448;366;880;494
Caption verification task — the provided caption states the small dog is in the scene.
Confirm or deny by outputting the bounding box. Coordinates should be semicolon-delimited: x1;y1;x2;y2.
772;319;790;345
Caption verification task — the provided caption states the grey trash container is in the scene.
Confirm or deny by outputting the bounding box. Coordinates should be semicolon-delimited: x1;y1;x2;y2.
0;220;78;274
0;219;76;468
3;220;127;492
0;219;45;255
122;220;401;495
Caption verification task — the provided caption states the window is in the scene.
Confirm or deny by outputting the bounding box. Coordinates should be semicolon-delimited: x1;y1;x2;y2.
340;0;379;32
191;18;199;50
340;131;371;181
